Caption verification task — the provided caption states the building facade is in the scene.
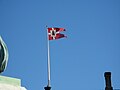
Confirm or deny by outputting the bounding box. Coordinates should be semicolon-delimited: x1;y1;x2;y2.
0;75;27;90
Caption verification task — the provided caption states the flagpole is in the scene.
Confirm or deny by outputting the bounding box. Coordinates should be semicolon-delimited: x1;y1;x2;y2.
46;26;51;87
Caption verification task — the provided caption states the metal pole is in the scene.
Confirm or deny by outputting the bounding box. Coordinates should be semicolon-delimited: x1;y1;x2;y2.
46;26;51;87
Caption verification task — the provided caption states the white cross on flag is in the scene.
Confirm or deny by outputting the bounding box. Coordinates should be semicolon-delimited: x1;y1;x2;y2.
47;27;66;40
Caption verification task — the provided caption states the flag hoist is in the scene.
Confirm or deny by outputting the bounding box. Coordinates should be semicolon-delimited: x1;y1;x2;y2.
44;26;66;90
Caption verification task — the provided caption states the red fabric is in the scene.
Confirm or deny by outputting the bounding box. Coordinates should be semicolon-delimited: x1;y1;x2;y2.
48;28;65;33
48;27;66;40
55;33;66;39
49;33;66;40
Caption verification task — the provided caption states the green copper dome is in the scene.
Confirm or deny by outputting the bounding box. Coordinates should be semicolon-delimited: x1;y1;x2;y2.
0;36;9;73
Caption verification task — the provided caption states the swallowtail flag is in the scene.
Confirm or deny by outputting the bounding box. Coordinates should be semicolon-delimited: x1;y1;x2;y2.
47;28;66;40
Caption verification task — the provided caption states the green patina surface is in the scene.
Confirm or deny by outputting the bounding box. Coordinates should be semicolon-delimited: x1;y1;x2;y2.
0;75;21;86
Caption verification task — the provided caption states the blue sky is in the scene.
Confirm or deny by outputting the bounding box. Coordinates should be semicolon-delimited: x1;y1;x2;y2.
0;0;120;90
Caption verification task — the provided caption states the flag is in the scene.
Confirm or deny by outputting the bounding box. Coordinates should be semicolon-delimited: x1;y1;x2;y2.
0;36;9;73
48;28;66;40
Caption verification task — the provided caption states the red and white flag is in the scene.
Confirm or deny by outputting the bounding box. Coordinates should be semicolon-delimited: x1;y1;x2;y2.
47;27;66;40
